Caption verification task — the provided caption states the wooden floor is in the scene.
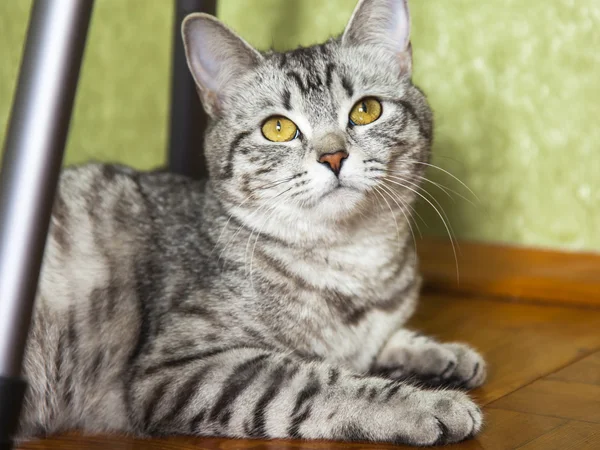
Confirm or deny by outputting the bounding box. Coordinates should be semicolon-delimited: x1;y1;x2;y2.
18;291;600;450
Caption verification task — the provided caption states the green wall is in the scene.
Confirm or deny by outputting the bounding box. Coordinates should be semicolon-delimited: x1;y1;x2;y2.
2;1;599;252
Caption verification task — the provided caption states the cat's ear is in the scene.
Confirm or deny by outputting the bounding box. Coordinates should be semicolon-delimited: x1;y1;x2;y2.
182;13;263;116
342;0;412;73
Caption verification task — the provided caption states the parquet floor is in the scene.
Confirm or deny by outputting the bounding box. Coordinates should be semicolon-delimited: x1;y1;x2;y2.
18;293;600;450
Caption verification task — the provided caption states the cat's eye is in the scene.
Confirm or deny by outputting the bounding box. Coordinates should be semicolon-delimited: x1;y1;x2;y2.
349;97;382;126
261;116;299;142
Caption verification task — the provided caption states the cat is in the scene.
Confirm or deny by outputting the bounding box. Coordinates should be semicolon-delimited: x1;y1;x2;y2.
19;0;486;445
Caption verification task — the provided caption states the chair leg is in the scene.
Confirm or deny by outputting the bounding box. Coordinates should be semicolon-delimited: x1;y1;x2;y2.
168;0;216;180
0;1;94;448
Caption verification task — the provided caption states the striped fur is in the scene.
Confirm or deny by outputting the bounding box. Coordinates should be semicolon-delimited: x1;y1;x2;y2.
19;0;486;445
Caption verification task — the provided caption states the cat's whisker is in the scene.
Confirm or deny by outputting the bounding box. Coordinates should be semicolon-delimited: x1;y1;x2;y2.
403;172;477;207
254;175;301;192
218;192;283;269
395;159;479;202
372;186;402;254
383;177;460;282
211;193;257;256
416;176;476;206
248;193;291;293
243;200;278;277
244;186;294;281
212;177;295;257
385;171;456;204
377;183;419;250
378;182;423;237
384;174;459;249
375;178;427;231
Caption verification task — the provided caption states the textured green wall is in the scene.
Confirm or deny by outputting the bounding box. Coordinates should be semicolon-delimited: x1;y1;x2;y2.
0;0;172;170
2;1;599;252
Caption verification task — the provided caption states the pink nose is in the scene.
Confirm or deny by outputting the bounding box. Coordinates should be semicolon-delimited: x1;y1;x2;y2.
319;151;348;176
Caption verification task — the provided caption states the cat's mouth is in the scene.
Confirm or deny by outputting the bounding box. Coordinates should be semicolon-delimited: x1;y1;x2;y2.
320;183;360;200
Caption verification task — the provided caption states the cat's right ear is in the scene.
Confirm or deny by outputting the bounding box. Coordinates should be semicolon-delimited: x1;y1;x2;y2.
182;14;262;116
342;0;412;74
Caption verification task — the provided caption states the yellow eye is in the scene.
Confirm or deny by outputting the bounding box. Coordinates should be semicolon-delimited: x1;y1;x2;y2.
261;116;299;142
349;97;382;126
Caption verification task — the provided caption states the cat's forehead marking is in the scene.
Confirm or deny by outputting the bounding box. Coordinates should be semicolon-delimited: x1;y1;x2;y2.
266;42;354;126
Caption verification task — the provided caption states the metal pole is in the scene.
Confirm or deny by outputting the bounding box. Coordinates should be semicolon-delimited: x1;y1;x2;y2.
168;0;216;179
0;1;94;448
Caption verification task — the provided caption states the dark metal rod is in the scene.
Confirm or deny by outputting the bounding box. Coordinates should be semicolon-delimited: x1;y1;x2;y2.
0;0;94;447
168;0;216;179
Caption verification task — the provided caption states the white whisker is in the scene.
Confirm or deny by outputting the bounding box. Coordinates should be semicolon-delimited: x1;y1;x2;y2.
373;186;402;254
377;183;419;250
383;177;460;282
396;159;479;202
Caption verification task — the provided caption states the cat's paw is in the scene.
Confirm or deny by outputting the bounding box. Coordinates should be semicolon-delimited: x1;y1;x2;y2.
396;389;483;446
440;343;486;389
376;341;487;390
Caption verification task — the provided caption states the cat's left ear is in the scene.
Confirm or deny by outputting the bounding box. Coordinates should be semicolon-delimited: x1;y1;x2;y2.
182;13;263;116
342;0;412;74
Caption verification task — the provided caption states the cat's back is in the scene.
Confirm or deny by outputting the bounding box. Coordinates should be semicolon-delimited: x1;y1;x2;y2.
50;162;208;255
42;162;214;314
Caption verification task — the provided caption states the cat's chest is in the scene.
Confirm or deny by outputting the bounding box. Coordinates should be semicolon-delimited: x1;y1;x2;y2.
280;236;403;296
265;237;416;372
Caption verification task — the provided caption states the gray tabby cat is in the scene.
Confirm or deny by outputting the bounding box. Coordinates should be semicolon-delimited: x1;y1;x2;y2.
19;0;486;445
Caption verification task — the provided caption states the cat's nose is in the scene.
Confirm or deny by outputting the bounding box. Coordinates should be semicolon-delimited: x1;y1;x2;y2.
318;151;349;176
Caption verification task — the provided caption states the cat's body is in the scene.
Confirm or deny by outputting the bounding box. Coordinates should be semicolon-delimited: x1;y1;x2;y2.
19;0;486;445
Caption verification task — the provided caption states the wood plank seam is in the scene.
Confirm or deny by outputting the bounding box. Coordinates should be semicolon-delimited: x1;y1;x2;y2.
491;411;568;449
481;347;600;407
423;287;600;311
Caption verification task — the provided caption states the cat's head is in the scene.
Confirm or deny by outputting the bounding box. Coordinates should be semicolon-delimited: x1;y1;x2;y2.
182;0;432;234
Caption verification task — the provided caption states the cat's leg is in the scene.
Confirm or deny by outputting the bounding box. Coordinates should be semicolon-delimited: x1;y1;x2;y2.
373;330;486;390
129;347;482;445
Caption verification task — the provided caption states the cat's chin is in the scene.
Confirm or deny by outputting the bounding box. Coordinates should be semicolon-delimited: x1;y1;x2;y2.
311;186;365;219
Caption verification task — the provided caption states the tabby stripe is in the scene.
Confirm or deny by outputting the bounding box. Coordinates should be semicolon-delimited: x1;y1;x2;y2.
144;347;234;376
282;89;292;110
340;422;371;442
155;364;214;432
208;354;270;426
227;215;288;247
341;76;354;98
55;329;66;387
384;383;402;402
325;63;336;89
188;409;207;434
88;351;104;383
67;305;79;367
288;407;312;439
104;283;118;320
278;53;287;69
143;378;171;430
63;371;73;407
356;385;366;398
291;370;321;416
368;387;378;401
50;191;70;252
172;303;214;319
327;367;340;386
223;131;251;179
249;361;294;437
394;99;431;140
255;167;273;176
287;71;308;94
63;305;79;407
89;288;104;332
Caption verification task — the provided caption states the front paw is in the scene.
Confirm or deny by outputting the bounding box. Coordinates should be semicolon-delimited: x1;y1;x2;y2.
393;389;483;445
376;342;487;390
441;343;486;389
